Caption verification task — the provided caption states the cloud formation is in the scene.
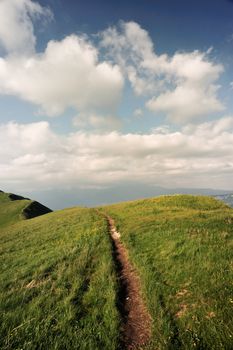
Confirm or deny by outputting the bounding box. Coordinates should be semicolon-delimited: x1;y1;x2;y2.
100;21;224;122
0;2;231;195
0;0;123;119
1;118;233;191
0;35;124;116
0;4;225;124
0;0;52;55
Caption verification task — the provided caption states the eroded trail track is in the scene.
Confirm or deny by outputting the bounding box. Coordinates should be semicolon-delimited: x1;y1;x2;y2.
107;216;152;350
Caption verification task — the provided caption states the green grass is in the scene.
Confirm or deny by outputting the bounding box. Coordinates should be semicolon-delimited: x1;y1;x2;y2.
0;192;31;228
101;195;233;350
1;193;233;349
0;207;119;350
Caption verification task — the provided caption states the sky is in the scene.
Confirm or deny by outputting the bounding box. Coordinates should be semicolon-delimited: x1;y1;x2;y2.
0;0;233;208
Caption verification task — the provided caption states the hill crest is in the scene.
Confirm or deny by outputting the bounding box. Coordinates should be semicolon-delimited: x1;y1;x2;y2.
0;191;52;227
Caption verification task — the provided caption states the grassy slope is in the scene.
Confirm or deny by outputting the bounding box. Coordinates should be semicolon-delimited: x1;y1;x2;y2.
0;206;119;350
0;192;31;228
102;195;233;350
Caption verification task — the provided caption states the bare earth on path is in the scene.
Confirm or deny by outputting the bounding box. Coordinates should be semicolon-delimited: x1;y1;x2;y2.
107;216;152;350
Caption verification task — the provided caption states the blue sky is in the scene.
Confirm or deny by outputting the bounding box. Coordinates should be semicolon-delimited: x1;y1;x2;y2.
36;0;233;55
0;0;233;208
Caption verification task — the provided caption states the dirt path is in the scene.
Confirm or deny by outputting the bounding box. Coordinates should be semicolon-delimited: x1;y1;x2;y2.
107;215;152;350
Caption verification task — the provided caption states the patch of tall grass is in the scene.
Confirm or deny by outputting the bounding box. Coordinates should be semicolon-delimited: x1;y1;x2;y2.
102;195;233;349
0;207;119;349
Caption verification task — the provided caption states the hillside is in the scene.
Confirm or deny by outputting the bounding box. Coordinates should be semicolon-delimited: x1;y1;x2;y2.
0;203;118;349
0;191;52;229
0;193;233;349
101;195;233;349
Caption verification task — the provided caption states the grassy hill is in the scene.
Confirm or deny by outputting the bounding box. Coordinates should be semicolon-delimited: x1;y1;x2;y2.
101;195;233;349
0;191;52;228
0;193;233;349
0;203;119;349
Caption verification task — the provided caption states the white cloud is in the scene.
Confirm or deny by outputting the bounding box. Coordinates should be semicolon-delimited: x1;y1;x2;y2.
146;82;223;123
100;21;224;123
0;35;124;116
0;118;233;191
0;12;225;124
100;21;157;95
0;0;52;55
0;7;231;195
0;3;123;119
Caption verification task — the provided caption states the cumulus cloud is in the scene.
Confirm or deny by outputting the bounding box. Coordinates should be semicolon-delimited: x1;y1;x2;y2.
146;82;223;123
0;35;124;116
0;1;123;119
0;8;225;124
100;21;224;122
1;118;233;190
0;0;52;55
0;4;231;195
0;10;224;124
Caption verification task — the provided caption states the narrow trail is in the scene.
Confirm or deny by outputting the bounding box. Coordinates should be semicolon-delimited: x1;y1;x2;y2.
106;215;152;350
